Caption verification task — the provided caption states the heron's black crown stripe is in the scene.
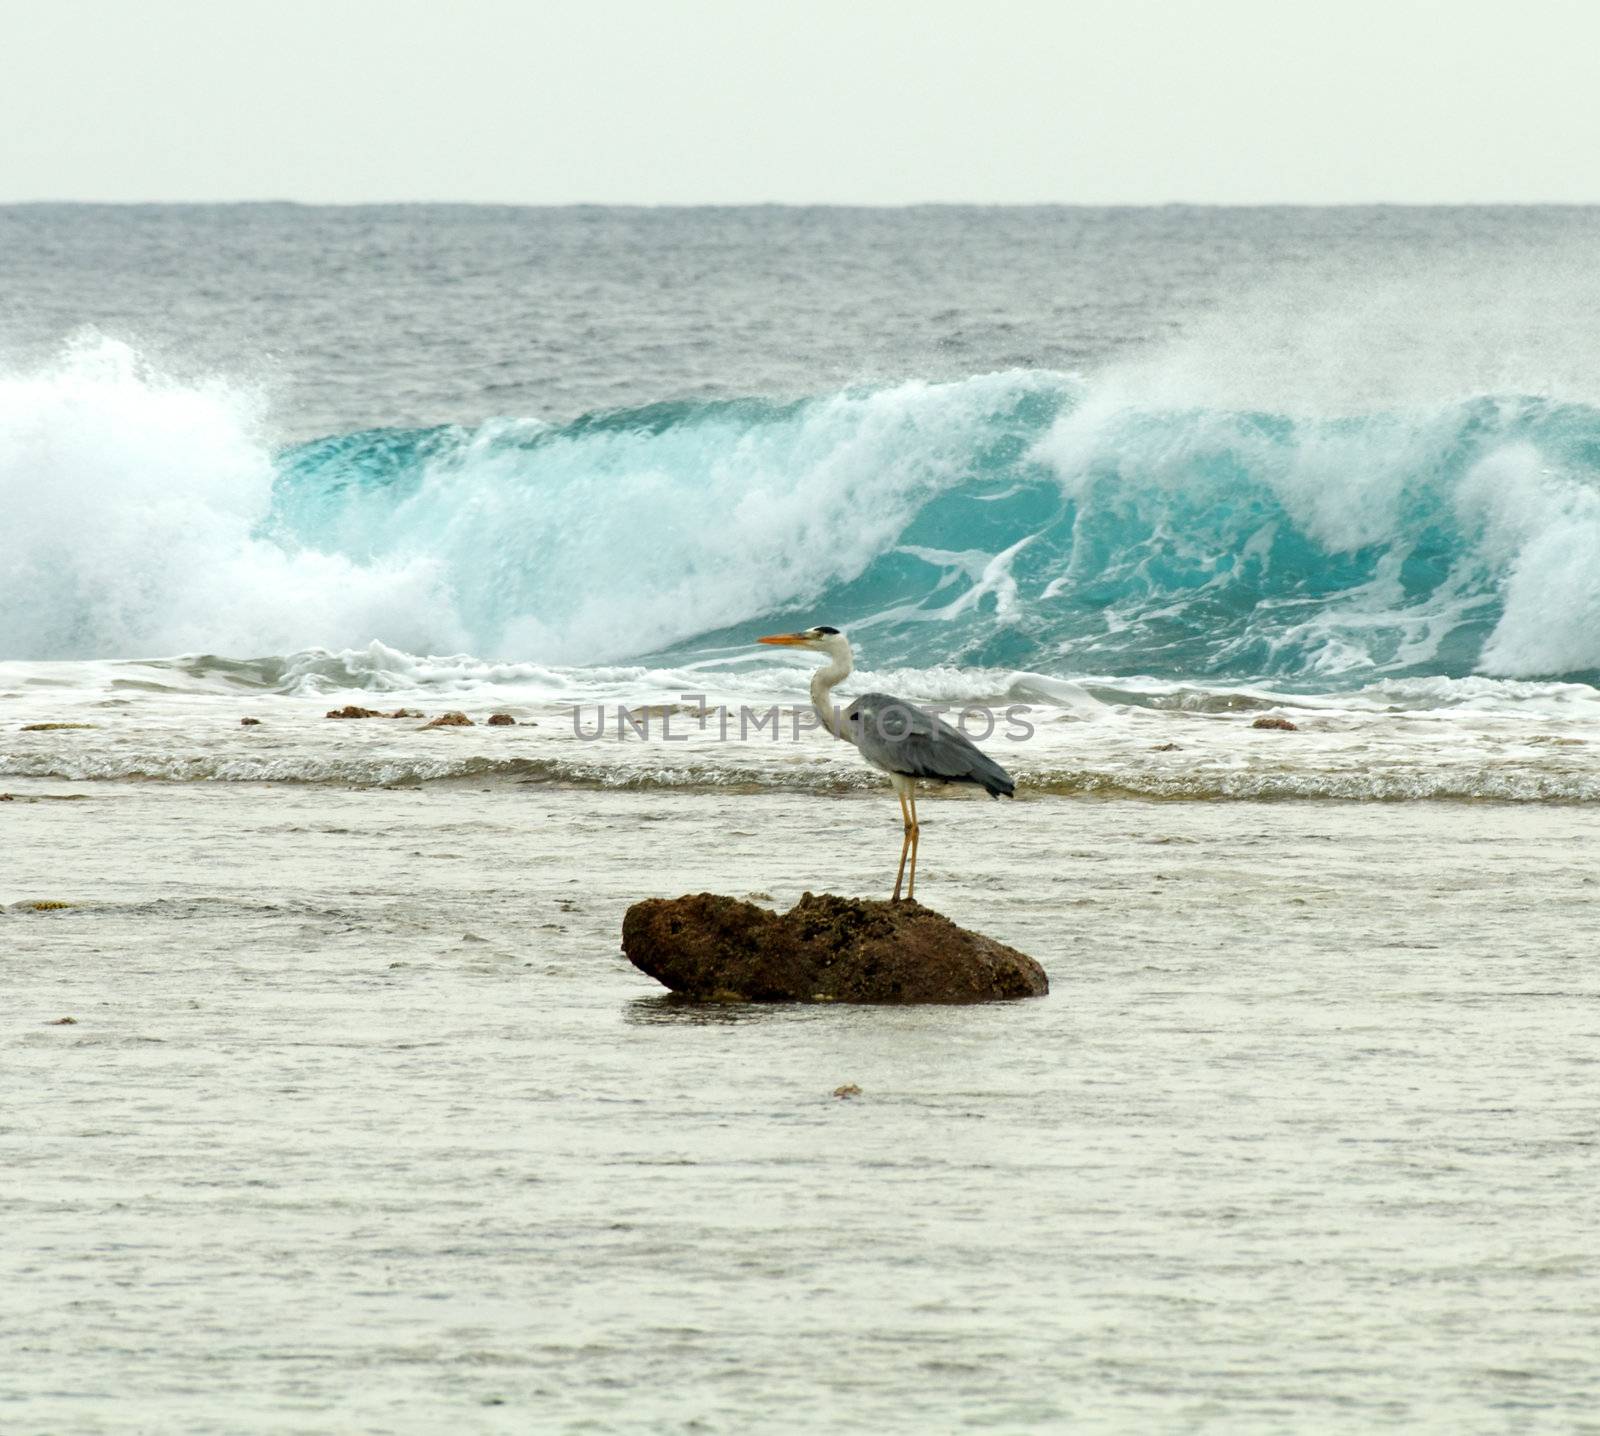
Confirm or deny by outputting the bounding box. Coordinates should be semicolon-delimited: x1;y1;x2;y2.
813;625;840;635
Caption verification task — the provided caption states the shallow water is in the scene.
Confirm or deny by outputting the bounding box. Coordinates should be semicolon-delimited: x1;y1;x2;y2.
5;779;1598;1433
4;658;1599;803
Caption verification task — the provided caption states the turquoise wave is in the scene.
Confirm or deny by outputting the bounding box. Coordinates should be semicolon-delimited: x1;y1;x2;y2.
270;374;1600;684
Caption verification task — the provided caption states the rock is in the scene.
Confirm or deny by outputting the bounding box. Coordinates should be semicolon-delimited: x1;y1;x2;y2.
47;1016;77;1025
622;891;1048;1004
21;722;96;731
240;717;262;726
1152;741;1182;751
486;712;516;726
386;708;424;719
326;705;382;720
15;900;72;911
1251;715;1298;731
832;1083;862;1098
421;711;473;728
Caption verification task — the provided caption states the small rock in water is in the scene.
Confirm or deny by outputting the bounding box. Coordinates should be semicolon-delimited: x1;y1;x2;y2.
486;713;516;726
325;705;382;720
386;708;424;718
832;1083;862;1098
622;892;1048;1004
21;722;96;731
1251;715;1299;731
47;1016;77;1025
1151;741;1182;751
240;717;262;726
422;711;474;728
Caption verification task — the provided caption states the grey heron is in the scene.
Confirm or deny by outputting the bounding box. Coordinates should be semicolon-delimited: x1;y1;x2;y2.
757;626;1015;902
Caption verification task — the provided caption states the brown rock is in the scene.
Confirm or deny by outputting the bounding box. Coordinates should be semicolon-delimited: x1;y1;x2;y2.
21;722;96;731
325;705;382;720
1152;741;1182;751
240;717;262;726
386;708;424;719
47;1017;77;1025
621;891;1048;1004
421;711;474;728
833;1083;862;1098
486;713;516;726
1251;715;1299;731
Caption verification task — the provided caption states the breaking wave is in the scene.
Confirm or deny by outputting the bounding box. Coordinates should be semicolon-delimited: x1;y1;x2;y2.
3;338;1599;685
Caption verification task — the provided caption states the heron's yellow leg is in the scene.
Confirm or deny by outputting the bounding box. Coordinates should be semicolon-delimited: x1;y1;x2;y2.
906;789;921;902
891;787;912;902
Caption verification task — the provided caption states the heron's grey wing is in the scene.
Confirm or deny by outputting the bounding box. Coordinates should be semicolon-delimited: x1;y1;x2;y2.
845;692;1015;797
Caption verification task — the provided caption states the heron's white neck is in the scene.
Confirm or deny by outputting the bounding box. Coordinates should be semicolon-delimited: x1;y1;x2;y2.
809;639;854;740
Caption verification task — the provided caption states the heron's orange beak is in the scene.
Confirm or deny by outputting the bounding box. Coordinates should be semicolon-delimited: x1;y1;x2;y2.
756;632;808;646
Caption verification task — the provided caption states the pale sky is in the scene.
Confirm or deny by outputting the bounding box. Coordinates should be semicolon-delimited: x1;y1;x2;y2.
3;0;1598;205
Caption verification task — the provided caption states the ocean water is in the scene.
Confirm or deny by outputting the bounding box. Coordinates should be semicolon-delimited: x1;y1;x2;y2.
5;205;1600;689
4;206;1600;1432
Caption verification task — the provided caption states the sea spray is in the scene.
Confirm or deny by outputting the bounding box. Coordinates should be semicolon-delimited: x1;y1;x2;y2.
0;338;462;660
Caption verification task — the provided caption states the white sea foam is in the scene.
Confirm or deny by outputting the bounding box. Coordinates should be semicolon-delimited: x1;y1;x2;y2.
0;338;462;660
1457;446;1600;677
3;653;1597;801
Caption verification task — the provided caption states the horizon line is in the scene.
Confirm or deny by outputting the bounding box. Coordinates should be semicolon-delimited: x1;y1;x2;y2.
6;198;1600;211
